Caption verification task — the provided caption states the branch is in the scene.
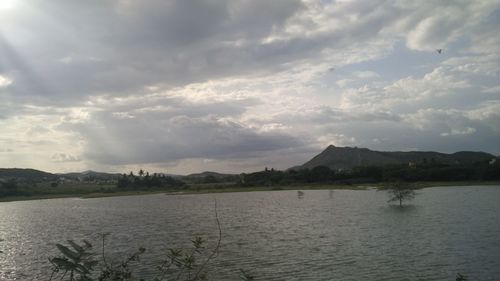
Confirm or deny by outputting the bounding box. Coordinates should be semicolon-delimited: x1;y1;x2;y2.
192;198;222;280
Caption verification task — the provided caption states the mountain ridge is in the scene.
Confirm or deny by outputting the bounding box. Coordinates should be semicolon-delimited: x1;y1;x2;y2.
297;145;496;170
1;146;497;179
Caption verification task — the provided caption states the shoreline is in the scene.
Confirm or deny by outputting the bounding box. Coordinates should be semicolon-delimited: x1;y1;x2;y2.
1;181;499;203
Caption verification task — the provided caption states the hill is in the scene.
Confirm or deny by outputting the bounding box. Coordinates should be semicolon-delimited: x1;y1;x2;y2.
297;145;496;170
0;168;58;181
182;171;239;184
59;170;122;181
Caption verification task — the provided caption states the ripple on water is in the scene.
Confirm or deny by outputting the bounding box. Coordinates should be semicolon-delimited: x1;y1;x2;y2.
0;187;499;280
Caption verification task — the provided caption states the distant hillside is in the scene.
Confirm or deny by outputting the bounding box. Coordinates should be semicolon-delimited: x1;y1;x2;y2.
0;168;58;181
59;170;122;181
182;171;239;184
297;145;496;170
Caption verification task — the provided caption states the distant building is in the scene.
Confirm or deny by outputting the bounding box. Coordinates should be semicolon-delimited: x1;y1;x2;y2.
408;161;417;169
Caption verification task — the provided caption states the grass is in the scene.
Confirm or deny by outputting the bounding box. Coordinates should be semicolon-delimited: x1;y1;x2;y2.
172;183;369;194
1;181;499;203
413;181;500;188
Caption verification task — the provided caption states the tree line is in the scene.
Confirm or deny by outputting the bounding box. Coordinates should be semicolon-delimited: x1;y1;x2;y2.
238;159;500;186
116;169;185;189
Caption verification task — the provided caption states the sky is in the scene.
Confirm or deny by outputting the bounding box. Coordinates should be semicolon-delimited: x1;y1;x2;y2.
1;0;499;174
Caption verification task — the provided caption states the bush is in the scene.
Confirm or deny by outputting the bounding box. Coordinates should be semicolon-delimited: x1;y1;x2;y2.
47;200;255;281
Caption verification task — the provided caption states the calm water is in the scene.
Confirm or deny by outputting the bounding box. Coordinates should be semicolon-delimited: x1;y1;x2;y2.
0;186;499;280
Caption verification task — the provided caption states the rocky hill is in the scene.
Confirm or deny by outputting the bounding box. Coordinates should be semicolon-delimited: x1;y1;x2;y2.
0;168;58;181
181;171;239;184
297;145;496;170
59;170;122;182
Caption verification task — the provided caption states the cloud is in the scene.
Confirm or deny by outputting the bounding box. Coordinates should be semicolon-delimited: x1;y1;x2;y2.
56;94;305;166
482;86;500;94
440;127;476;137
51;153;81;162
1;0;306;103
1;0;500;173
0;75;13;87
77;114;304;165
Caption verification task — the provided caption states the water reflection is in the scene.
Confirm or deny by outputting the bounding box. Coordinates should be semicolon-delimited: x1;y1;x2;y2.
297;190;304;199
329;190;334;199
0;187;498;281
386;204;418;212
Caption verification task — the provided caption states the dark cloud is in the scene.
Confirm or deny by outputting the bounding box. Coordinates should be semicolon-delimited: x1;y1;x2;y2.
56;96;304;165
70;112;304;165
1;0;304;104
1;0;499;172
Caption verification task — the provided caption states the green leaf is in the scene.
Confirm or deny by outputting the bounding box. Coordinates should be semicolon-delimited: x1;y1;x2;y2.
74;263;90;274
67;240;84;253
239;269;255;281
83;240;92;249
56;243;80;261
50;257;76;270
84;260;98;268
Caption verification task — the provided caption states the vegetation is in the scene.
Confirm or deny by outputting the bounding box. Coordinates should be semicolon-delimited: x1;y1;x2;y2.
238;159;500;187
46;201;255;281
383;182;417;207
48;235;228;281
0;158;498;202
46;236;474;281
0;179;19;197
299;145;495;171
116;170;185;190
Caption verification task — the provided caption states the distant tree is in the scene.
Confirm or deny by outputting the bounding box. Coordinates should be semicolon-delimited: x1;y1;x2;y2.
386;182;416;207
0;179;19;196
117;174;131;189
138;169;145;177
203;175;218;184
310;166;333;182
144;173;151;188
353;165;382;181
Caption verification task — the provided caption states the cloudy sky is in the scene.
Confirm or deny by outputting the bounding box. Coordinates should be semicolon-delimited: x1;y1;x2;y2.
1;0;499;174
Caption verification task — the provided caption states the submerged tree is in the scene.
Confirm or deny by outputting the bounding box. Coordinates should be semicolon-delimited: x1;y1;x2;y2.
386;182;416;207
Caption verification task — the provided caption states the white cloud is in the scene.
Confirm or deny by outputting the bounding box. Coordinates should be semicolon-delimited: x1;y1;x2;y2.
440;127;476;137
51;153;82;162
317;133;357;148
1;0;500;173
481;86;500;94
0;75;13;87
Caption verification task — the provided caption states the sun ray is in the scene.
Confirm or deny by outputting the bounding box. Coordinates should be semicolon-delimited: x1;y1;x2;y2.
0;0;18;11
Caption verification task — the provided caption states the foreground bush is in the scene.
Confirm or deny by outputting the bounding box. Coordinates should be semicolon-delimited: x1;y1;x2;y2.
48;200;254;281
48;234;228;281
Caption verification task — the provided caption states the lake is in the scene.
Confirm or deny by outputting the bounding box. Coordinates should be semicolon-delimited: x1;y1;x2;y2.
0;186;499;280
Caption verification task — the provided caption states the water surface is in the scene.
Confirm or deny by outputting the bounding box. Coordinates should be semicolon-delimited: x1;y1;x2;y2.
0;186;499;280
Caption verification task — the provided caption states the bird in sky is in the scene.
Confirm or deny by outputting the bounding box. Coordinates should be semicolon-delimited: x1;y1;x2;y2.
436;49;443;54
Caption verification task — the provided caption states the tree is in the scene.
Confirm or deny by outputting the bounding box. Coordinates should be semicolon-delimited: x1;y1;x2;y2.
310;165;333;182
0;179;19;196
386;182;416;207
117;174;131;189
